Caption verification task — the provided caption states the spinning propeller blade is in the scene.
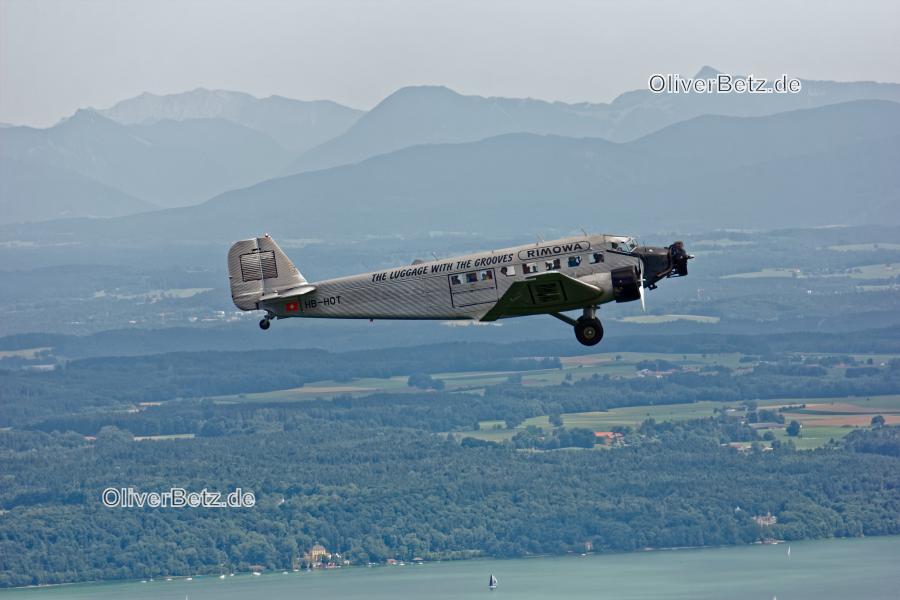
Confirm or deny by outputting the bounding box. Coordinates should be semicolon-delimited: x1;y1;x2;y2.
639;264;646;312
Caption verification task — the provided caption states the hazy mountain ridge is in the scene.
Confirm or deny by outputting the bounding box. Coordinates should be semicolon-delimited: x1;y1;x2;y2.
5;99;898;243
285;69;900;175
0;89;364;223
3;71;898;227
284;85;619;174
99;88;363;152
0;157;154;224
0;109;291;219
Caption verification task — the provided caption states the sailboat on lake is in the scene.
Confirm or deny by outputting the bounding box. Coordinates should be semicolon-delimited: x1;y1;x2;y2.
489;573;498;590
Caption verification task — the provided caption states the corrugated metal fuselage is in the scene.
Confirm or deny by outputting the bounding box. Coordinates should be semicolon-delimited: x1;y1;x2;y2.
260;234;642;321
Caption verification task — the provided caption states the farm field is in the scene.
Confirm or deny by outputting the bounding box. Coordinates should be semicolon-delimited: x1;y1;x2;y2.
619;314;720;324
211;352;748;404
722;264;898;280
460;394;900;449
828;242;900;252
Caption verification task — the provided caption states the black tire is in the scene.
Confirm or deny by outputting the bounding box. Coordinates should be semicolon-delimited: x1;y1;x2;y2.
574;317;603;346
259;318;271;331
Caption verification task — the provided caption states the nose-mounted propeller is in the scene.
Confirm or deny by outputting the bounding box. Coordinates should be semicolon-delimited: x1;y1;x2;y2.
638;261;646;312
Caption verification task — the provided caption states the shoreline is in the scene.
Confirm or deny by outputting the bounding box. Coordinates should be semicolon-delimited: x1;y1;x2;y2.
3;533;886;592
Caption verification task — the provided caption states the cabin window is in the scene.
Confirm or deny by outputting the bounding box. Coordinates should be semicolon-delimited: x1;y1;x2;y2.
501;266;516;276
568;256;582;268
466;272;478;284
480;269;493;281
450;274;462;285
523;263;538;274
589;252;604;264
545;258;561;271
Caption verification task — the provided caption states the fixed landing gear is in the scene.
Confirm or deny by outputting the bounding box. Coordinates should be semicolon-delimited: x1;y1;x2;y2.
259;317;271;330
574;316;603;346
550;307;604;346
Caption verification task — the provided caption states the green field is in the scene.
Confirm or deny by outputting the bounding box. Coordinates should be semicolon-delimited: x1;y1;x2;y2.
722;268;800;279
723;264;898;280
211;351;894;407
836;263;900;279
757;394;900;410
206;351;898;452
0;347;50;359
93;287;213;301
692;239;755;247
619;314;720;324
461;401;734;443
212;352;748;404
828;243;900;252
769;426;853;450
459;395;900;449
133;433;196;441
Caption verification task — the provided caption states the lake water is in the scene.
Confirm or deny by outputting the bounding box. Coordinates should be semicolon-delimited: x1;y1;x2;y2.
3;536;898;599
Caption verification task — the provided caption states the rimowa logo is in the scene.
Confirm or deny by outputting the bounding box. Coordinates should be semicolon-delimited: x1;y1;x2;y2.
518;241;591;260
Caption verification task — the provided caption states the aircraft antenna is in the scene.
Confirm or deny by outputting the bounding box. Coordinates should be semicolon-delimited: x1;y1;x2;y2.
431;252;440;261
581;228;589;237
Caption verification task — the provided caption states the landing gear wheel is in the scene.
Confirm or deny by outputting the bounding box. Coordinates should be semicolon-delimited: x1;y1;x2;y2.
574;317;603;346
259;318;271;331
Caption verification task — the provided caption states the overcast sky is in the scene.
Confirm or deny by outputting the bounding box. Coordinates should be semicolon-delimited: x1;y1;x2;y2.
2;0;899;127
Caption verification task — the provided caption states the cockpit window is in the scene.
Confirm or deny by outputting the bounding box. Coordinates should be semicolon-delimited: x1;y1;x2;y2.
609;237;637;253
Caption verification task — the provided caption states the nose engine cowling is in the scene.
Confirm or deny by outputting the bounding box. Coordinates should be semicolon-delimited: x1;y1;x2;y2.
634;241;693;288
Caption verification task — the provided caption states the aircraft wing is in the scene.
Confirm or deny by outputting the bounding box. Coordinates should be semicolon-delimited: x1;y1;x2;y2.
480;272;605;321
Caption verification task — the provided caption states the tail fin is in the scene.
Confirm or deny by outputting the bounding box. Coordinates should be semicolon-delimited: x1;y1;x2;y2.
228;235;308;311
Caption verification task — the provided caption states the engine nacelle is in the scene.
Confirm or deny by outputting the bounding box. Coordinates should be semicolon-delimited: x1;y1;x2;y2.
611;266;641;302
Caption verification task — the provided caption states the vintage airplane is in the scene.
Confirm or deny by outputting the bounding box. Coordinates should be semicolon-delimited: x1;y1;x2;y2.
228;233;692;346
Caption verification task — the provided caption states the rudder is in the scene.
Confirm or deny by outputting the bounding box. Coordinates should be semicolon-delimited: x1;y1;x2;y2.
227;235;307;311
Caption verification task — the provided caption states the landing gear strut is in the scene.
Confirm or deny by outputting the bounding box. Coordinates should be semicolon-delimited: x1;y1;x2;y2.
259;317;271;330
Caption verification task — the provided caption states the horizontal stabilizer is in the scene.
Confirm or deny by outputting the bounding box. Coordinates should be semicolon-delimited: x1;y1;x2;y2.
258;284;317;302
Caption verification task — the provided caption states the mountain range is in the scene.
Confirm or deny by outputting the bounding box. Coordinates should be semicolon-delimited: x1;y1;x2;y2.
98;88;363;153
0;91;362;223
1;68;899;230
284;67;900;175
5;99;898;246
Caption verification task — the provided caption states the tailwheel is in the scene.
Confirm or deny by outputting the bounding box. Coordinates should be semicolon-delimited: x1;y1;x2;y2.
574;317;603;346
259;318;271;331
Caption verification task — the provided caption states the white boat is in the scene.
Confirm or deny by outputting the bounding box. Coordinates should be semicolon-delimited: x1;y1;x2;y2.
489;573;498;590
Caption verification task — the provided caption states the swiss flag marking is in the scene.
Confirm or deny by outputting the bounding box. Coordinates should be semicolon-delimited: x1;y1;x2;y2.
285;301;300;312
